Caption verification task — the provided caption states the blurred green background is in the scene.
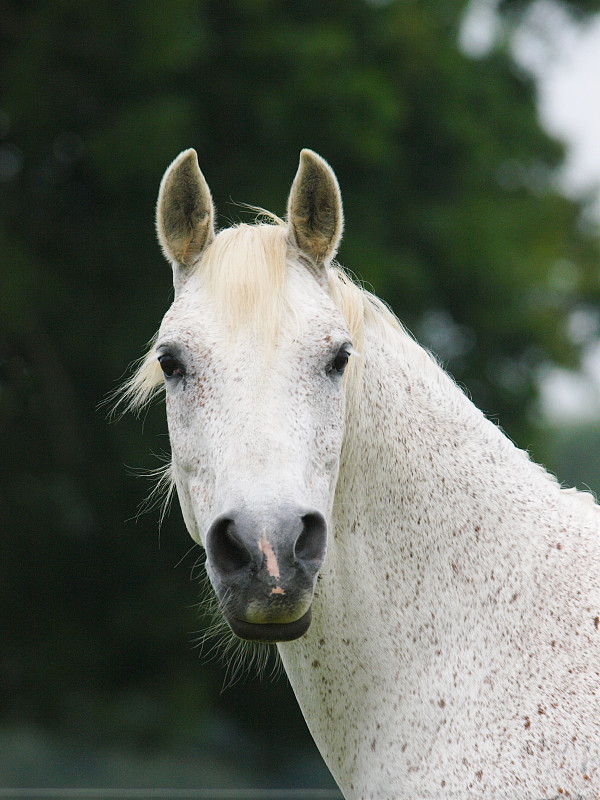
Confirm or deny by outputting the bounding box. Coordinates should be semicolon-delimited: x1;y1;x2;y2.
2;0;600;793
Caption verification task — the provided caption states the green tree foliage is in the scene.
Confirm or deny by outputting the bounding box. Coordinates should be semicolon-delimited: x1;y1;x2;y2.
1;0;600;784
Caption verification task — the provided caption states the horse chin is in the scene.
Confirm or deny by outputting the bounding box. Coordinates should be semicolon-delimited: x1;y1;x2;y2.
226;607;312;643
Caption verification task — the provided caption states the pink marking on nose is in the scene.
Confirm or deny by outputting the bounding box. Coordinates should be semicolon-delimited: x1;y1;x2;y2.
271;586;285;596
259;532;280;580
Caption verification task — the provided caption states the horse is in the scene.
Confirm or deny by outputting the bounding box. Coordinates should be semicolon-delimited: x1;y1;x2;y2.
121;148;600;799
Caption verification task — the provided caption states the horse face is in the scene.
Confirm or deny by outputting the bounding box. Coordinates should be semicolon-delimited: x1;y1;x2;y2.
158;268;350;641
154;149;348;642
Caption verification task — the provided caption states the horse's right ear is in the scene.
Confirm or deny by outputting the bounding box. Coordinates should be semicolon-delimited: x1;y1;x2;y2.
156;149;215;294
287;149;343;273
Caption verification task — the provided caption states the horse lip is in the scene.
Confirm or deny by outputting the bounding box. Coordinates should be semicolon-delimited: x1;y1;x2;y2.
226;607;312;642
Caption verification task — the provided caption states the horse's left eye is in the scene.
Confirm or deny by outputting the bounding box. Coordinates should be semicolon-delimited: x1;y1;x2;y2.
329;346;351;375
158;353;184;378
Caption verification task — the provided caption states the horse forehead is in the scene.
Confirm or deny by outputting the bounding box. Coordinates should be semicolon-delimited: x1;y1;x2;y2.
160;263;347;348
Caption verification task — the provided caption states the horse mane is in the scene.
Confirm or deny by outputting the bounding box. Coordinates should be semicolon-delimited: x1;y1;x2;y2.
116;218;419;416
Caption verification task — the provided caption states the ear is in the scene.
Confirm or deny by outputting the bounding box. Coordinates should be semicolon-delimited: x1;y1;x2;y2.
156;149;215;294
287;149;343;270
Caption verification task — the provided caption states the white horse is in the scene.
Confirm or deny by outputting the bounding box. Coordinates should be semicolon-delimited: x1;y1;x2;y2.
123;148;600;799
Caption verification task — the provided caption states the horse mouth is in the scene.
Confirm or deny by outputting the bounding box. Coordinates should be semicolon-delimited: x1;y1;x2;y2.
226;607;312;642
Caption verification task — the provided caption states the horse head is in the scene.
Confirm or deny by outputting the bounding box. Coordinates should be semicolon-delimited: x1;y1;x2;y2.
154;149;352;642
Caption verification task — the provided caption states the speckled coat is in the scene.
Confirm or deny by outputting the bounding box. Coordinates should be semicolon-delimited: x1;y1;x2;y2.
279;317;600;798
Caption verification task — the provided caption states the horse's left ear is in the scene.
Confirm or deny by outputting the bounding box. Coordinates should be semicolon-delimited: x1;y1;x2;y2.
156;148;215;295
287;149;344;270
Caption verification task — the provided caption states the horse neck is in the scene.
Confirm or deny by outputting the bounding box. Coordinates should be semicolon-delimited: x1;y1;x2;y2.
278;320;566;797
335;322;557;576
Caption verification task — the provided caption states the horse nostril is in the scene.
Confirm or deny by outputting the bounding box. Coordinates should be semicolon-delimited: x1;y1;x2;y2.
207;516;252;575
295;512;327;567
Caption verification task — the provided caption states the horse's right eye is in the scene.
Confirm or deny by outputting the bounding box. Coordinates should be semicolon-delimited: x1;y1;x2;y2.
158;353;184;378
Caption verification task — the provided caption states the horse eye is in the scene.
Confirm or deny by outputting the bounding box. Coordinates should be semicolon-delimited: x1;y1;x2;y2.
330;346;351;375
158;353;184;378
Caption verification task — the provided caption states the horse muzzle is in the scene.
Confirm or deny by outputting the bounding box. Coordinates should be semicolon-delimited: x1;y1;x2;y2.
205;506;327;642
